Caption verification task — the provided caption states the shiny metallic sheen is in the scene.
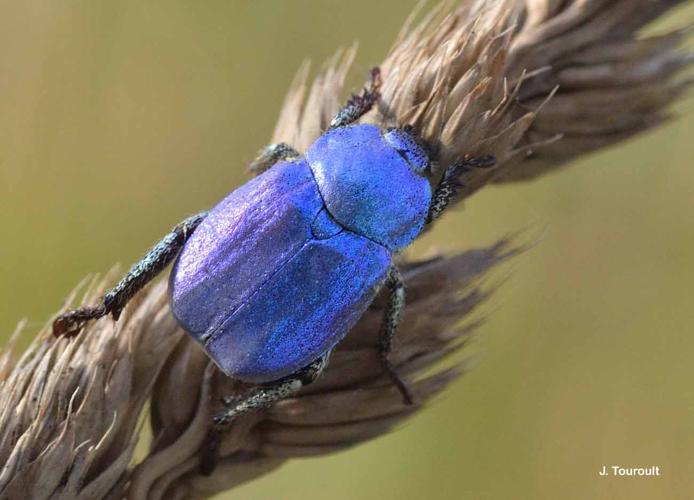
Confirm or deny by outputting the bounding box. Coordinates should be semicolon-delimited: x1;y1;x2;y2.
306;124;432;250
170;124;431;383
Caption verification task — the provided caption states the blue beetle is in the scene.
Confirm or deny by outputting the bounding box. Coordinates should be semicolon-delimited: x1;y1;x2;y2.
53;68;494;454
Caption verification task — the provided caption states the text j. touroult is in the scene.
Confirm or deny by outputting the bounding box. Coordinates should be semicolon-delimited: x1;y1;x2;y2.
599;466;661;477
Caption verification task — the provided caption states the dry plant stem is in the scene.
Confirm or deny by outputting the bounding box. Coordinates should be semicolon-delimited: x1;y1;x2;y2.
0;1;691;499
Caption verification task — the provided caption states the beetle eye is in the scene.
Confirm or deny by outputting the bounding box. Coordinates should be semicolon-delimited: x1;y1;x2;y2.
384;128;430;175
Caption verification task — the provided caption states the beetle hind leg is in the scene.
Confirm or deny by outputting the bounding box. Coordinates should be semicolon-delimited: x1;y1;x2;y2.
378;265;414;405
201;354;330;475
52;304;108;338
52;211;207;337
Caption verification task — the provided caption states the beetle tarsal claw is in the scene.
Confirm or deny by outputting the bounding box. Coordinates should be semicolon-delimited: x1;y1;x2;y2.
199;428;224;476
211;412;230;427
52;304;108;337
391;375;415;406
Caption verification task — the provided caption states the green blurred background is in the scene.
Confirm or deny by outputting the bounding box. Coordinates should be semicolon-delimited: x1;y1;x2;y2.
1;2;693;499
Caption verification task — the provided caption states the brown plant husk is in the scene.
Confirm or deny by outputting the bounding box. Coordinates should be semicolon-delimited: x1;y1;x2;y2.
0;1;691;499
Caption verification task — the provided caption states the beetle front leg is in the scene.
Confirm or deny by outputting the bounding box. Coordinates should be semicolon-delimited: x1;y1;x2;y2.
328;67;382;130
378;265;414;405
248;142;301;174
426;155;496;224
52;211;207;337
201;354;330;475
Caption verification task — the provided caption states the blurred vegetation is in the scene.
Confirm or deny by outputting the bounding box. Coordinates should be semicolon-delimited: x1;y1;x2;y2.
0;2;692;499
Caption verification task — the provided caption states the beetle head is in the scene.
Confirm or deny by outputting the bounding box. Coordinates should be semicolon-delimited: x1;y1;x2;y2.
383;126;431;175
306;124;432;251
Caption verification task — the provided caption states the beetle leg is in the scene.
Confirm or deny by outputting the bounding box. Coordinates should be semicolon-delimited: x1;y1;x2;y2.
201;354;330;475
378;265;414;405
52;211;208;337
248;142;300;174
426;155;496;224
213;354;329;426
328;67;382;130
